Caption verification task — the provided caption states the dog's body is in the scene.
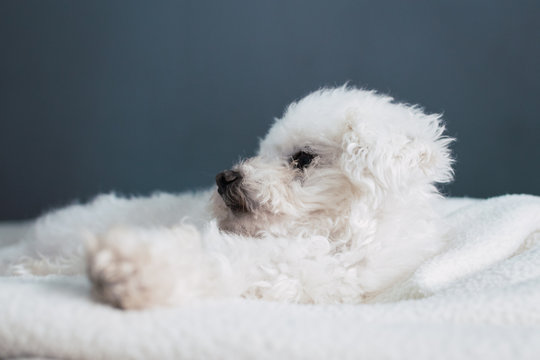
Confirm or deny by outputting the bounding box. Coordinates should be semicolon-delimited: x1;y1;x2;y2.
3;87;453;309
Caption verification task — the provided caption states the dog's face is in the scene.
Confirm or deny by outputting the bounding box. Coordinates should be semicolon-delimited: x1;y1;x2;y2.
211;87;453;239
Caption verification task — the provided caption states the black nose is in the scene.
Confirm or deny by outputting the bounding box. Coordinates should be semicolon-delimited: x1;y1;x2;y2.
216;170;242;195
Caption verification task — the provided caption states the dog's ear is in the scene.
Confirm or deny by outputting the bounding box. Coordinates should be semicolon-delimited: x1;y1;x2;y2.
340;108;454;192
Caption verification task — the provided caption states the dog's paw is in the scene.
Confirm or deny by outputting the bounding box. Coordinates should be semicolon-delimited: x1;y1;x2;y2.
85;226;195;309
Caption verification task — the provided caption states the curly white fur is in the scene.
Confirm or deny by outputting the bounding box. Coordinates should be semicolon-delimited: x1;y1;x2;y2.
3;86;454;309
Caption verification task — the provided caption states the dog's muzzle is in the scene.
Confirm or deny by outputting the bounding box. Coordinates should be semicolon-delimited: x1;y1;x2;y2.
216;170;250;212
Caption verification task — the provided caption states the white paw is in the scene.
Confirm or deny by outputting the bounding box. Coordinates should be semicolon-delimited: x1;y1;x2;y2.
86;226;200;309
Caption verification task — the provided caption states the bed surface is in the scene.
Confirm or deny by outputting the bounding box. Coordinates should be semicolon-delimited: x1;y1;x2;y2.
1;195;539;360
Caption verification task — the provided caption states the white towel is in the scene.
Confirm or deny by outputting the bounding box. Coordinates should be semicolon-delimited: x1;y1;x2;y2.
1;195;539;360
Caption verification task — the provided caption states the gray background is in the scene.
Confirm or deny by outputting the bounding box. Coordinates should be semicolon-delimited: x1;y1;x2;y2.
1;0;539;220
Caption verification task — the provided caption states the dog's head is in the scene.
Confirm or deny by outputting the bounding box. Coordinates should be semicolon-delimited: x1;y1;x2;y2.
211;87;453;239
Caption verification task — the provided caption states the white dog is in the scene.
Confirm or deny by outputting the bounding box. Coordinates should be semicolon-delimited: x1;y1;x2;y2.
3;86;453;309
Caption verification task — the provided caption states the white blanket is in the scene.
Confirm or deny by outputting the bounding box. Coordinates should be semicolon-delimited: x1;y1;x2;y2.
1;195;540;360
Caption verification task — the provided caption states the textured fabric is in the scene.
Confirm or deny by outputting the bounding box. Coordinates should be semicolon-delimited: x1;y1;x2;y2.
1;195;540;360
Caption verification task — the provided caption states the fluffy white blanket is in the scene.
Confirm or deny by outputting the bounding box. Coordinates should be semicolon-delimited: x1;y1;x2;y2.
1;195;539;360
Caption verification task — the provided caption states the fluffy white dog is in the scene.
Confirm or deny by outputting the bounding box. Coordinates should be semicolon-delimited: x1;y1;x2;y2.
3;86;454;309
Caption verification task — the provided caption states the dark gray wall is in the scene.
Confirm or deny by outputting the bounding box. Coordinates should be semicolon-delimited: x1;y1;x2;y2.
1;0;539;220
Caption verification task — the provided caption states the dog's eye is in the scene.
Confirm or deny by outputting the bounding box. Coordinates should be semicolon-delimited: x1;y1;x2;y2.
290;151;315;170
